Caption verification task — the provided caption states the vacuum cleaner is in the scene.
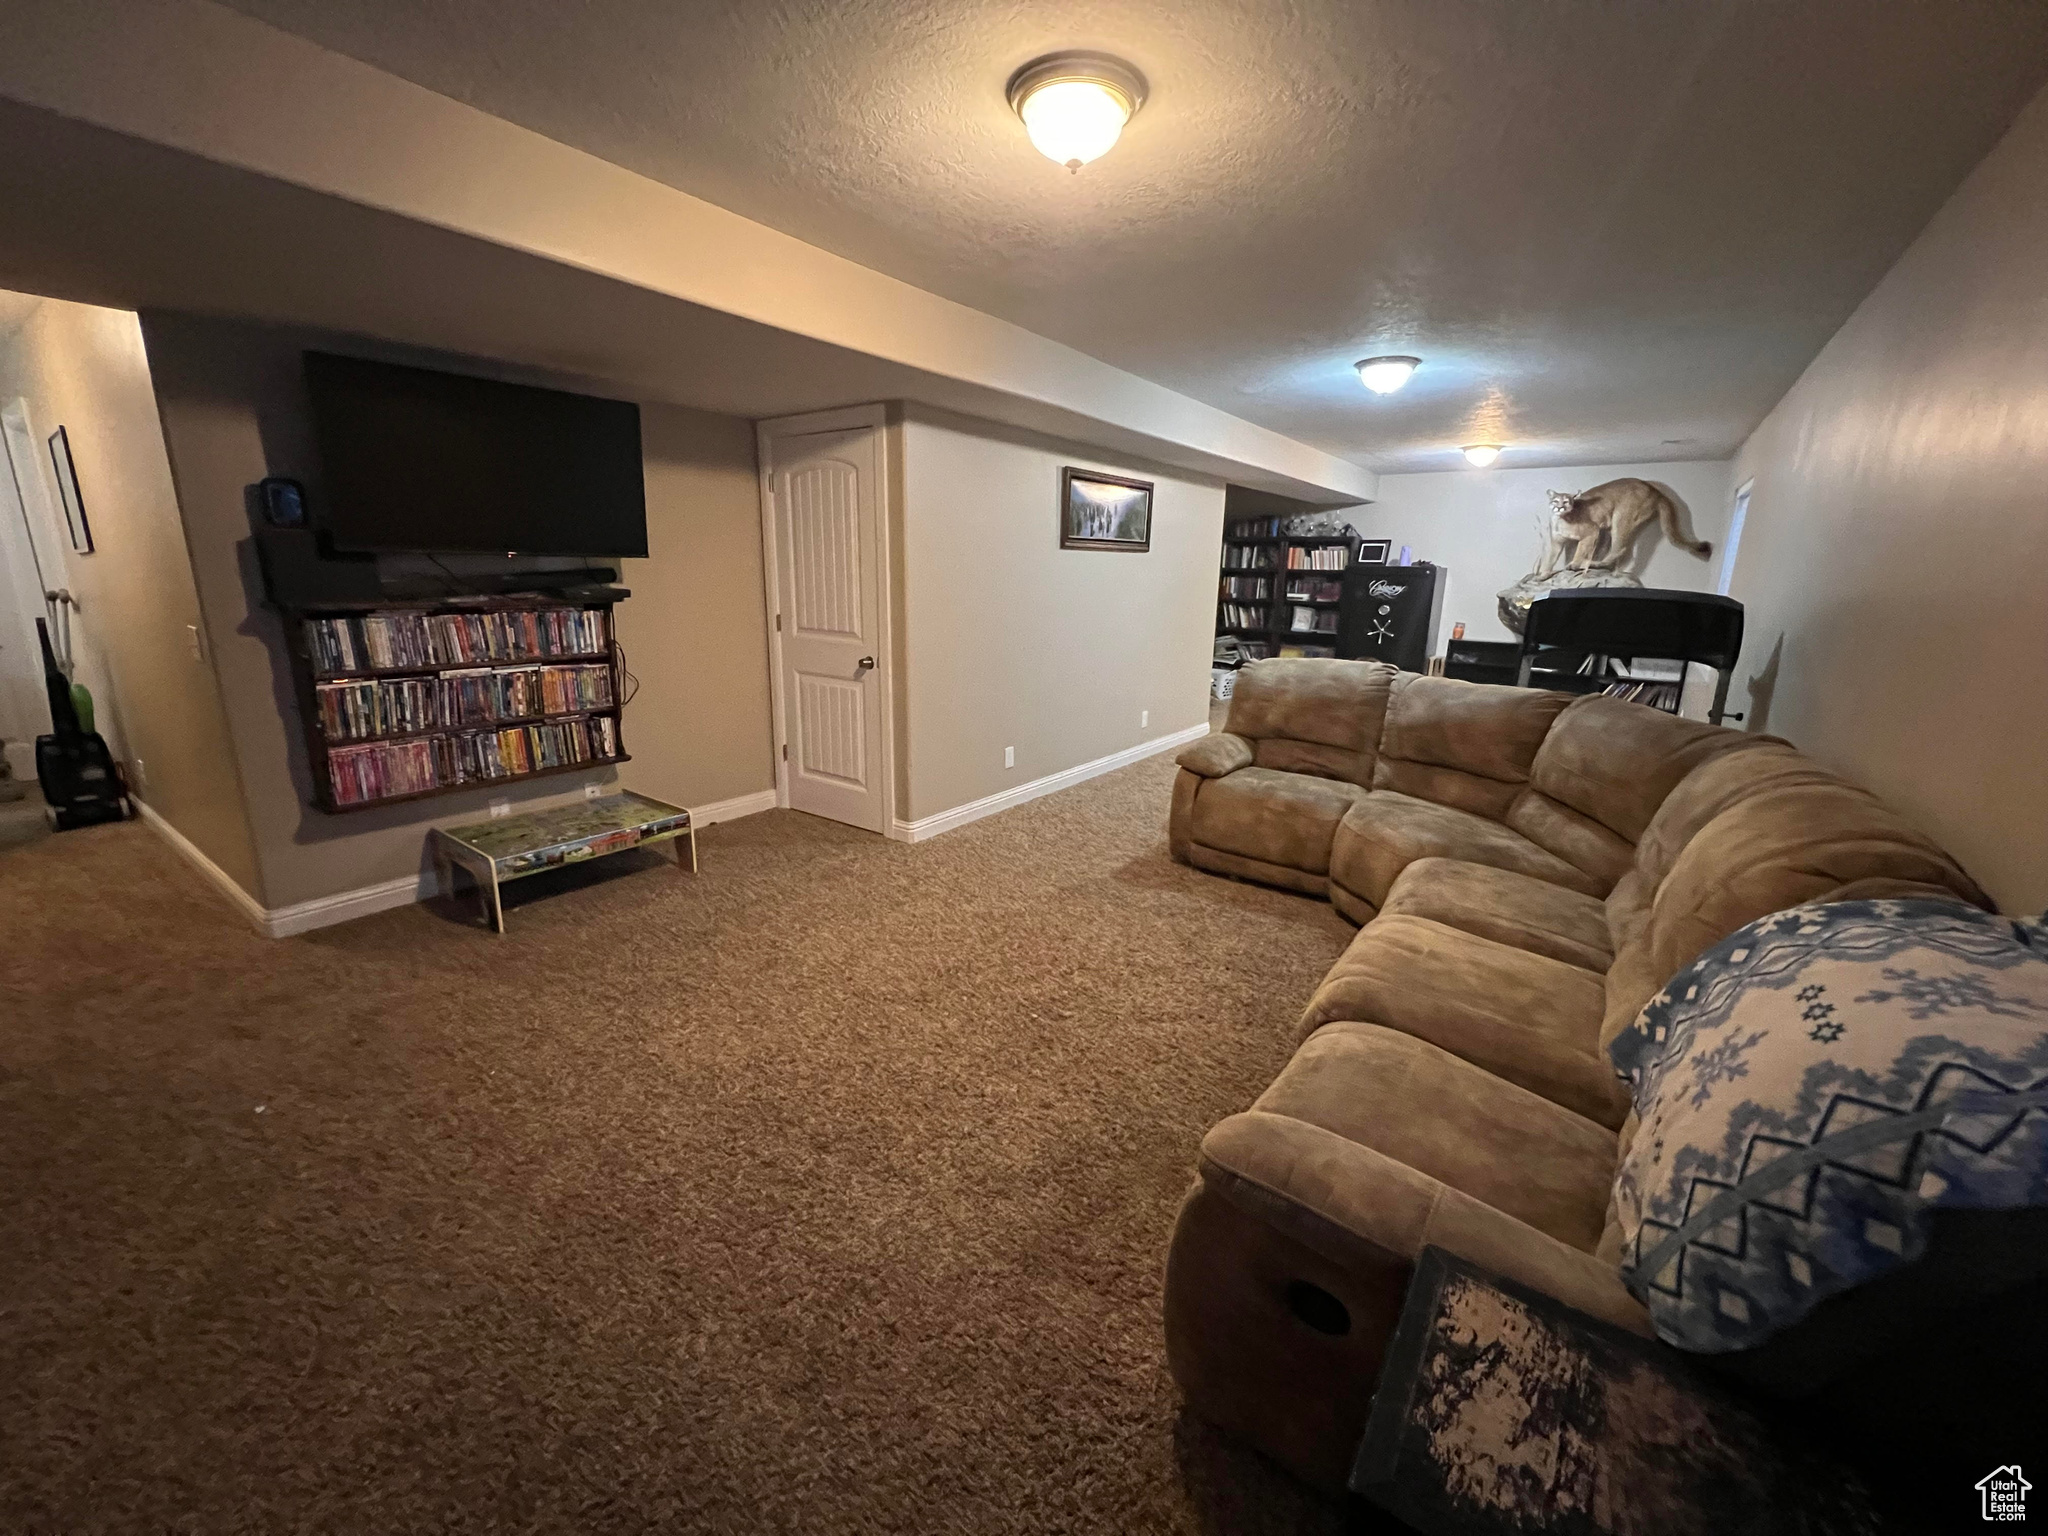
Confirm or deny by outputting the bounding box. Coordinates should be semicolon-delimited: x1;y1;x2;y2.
34;616;130;830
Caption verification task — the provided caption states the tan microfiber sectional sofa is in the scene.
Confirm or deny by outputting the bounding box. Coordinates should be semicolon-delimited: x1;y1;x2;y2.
1164;658;1987;1492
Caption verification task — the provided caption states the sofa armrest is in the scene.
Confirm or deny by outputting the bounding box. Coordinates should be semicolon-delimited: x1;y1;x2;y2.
1177;731;1255;779
1199;1110;1651;1336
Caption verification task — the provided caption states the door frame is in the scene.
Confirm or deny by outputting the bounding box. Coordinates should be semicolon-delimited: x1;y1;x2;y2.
756;403;900;837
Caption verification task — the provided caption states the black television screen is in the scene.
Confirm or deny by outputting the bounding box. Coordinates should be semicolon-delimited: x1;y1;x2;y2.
303;352;647;557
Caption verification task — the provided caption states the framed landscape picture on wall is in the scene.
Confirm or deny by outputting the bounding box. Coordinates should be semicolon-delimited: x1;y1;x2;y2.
47;425;94;554
1060;467;1153;552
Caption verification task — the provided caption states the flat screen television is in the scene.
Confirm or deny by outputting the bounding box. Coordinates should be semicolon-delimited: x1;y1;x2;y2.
303;352;647;557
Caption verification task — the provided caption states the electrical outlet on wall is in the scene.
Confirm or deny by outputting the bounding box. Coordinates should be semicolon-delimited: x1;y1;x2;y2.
489;797;511;819
1004;746;1015;769
583;782;601;800
185;624;205;662
1141;710;1149;729
131;758;147;792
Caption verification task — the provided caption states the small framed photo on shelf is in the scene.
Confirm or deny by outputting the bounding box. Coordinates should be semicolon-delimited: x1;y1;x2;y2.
1356;538;1392;564
1060;467;1153;552
47;426;93;554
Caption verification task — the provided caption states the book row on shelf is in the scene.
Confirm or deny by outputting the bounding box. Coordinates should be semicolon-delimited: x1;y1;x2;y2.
326;715;622;806
1220;575;1272;600
1222;545;1278;571
1284;575;1343;603
1602;680;1682;710
314;663;616;742
304;607;612;674
1221;639;1337;663
1288;606;1340;635
1226;516;1286;539
1219;603;1271;630
1286;545;1350;571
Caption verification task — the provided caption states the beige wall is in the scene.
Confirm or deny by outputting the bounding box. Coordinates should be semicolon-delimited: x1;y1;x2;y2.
895;408;1226;824
0;297;259;892
1724;84;2048;914
615;406;774;812
139;311;770;912
1353;460;1736;646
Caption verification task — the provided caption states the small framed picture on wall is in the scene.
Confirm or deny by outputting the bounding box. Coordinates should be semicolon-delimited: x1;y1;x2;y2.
47;425;93;554
1060;467;1153;552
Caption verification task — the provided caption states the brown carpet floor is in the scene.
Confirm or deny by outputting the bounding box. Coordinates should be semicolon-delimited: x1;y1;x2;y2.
1;748;1368;1534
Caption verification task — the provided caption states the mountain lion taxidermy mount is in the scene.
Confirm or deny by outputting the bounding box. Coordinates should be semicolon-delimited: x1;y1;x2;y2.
1535;478;1711;578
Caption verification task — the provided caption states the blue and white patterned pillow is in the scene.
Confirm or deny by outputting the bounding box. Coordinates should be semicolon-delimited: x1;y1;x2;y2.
1606;898;2048;1353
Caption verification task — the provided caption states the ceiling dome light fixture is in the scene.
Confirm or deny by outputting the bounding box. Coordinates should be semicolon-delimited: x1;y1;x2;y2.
1007;52;1147;171
1355;356;1420;394
1462;444;1503;467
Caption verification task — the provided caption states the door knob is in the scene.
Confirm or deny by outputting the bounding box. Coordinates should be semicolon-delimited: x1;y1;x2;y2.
855;655;875;675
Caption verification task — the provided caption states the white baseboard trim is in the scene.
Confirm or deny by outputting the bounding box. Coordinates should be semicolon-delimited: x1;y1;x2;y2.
143;786;781;939
890;721;1208;843
266;872;432;939
133;798;270;934
690;787;779;825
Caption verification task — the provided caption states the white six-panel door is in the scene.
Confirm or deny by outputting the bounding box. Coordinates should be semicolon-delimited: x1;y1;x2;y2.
767;422;887;833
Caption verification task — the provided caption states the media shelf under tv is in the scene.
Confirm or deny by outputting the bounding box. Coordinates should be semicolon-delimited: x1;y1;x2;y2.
280;593;629;815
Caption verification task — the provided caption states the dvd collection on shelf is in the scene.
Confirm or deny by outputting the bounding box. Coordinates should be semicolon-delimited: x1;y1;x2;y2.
1221;575;1272;601
1226;517;1285;539
1220;603;1272;630
1237;640;1275;660
314;663;615;743
303;607;612;675
1285;545;1350;571
326;716;621;807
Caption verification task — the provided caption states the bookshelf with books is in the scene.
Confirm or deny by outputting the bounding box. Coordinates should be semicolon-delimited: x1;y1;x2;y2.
283;596;629;813
1217;522;1359;660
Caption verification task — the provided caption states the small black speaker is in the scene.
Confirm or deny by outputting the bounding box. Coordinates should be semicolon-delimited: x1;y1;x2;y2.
1337;562;1445;673
257;476;308;528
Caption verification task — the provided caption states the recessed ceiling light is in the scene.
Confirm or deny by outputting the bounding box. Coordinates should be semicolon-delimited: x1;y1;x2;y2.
1354;356;1420;394
1006;53;1147;171
1462;444;1503;467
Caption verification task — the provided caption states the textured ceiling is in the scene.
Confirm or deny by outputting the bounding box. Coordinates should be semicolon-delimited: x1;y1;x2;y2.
217;0;2048;472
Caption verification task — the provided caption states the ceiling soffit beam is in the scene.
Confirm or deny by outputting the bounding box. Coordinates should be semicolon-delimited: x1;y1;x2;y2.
0;0;1375;506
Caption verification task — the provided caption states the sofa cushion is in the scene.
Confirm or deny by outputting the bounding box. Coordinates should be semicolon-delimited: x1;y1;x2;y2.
1381;857;1613;973
1296;914;1630;1128
1259;1022;1617;1249
1598;746;1992;1049
1641;781;1990;994
1190;766;1365;877
1226;657;1395;788
1529;694;1762;843
1504;788;1637;893
1371;673;1571;818
1330;791;1608;915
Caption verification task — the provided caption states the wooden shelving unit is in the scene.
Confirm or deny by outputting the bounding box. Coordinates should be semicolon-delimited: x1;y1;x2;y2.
280;594;629;815
1217;523;1360;658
